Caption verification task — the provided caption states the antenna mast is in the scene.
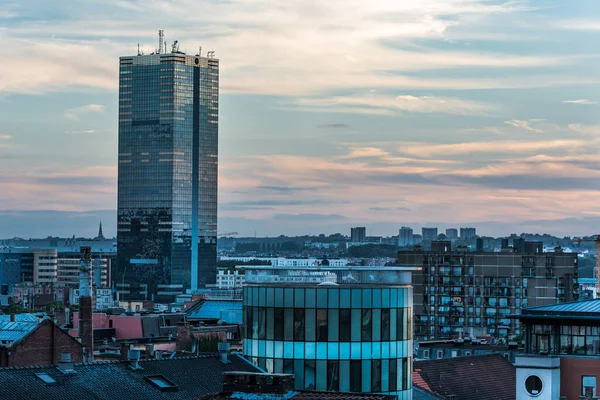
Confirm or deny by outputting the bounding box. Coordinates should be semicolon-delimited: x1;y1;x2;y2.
158;30;164;54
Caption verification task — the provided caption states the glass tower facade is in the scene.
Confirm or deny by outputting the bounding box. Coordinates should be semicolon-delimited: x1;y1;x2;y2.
242;266;417;399
117;45;218;301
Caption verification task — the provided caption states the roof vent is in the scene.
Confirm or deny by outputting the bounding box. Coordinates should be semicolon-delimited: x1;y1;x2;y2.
57;352;75;374
128;349;143;370
218;342;230;364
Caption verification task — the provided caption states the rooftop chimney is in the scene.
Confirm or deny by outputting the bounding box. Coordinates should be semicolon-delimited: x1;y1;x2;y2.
9;314;14;322
218;342;230;364
79;246;94;362
57;352;75;373
128;349;142;370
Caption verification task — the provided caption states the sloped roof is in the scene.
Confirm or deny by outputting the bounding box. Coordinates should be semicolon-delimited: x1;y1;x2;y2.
0;354;261;400
0;314;47;346
524;298;600;314
413;354;515;400
514;298;600;321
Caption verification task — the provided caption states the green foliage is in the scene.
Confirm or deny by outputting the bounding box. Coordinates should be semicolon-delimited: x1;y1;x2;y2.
46;300;61;312
347;244;399;258
2;303;34;315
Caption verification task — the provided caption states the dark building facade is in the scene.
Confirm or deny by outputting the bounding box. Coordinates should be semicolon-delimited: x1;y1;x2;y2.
351;227;367;243
397;242;578;341
117;35;219;301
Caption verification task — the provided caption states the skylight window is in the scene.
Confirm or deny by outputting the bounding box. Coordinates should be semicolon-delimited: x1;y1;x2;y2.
144;375;178;392
35;373;56;384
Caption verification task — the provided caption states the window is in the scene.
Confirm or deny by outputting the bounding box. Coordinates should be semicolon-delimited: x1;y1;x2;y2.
525;375;543;396
437;350;443;359
339;309;351;342
465;351;471;356
317;309;328;342
294;309;305;341
361;309;372;341
350;360;361;392
423;349;430;358
582;376;597;397
144;375;178;392
35;373;56;384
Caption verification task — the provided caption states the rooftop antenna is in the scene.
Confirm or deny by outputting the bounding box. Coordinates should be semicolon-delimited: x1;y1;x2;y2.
158;30;164;54
199;46;202;57
137;43;141;56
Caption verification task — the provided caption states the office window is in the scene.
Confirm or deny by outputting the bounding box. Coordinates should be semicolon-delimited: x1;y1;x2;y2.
317;309;328;342
328;309;339;342
340;289;350;308
371;359;381;392
350;360;362;392
305;288;316;308
389;356;397;391
351;309;362;342
274;308;284;341
381;309;390;341
361;309;372;341
327;360;339;391
294;309;305;341
339;309;351;342
284;308;294;340
305;309;316;341
582;376;597;397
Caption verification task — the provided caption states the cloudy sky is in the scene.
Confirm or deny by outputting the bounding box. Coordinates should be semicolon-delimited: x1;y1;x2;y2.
1;0;600;238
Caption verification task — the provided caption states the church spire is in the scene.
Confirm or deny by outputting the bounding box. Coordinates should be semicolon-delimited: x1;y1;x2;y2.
97;221;104;240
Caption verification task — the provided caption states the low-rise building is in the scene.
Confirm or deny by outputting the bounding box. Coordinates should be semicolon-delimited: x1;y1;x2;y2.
413;353;515;400
512;298;600;400
0;314;83;367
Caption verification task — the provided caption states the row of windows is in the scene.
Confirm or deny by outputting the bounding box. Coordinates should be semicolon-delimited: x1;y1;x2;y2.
247;357;410;394
244;339;411;361
245;306;411;342
243;287;411;309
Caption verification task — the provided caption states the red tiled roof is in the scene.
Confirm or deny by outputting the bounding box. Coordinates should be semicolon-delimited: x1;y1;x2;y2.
413;353;515;400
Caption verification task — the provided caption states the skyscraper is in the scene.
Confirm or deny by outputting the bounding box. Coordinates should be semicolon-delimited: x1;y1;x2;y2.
116;32;218;301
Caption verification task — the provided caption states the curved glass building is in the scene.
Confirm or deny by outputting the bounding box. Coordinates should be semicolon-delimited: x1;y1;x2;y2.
242;265;418;399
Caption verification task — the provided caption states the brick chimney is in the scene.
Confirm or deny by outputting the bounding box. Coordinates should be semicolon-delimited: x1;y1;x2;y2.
78;246;94;362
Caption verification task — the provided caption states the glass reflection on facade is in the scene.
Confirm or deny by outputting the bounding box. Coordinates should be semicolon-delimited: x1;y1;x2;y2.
242;266;418;399
117;44;218;301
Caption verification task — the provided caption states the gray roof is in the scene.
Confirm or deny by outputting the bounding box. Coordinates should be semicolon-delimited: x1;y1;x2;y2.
0;314;47;346
0;354;261;400
517;299;600;321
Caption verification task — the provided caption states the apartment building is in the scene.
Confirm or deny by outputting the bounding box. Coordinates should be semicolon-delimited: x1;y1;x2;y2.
397;241;578;341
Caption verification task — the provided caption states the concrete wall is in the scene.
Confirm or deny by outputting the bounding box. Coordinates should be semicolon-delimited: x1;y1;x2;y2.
515;356;560;400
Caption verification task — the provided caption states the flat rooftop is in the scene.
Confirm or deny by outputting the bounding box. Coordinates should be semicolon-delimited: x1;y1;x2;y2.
237;265;419;286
